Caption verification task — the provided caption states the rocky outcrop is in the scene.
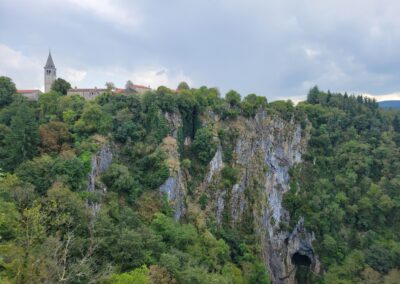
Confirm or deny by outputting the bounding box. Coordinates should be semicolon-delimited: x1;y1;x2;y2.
164;112;182;139
207;145;224;183
283;218;320;283
204;110;319;283
88;144;113;192
160;113;188;220
159;170;186;220
162;109;319;282
88;143;113;214
159;136;187;220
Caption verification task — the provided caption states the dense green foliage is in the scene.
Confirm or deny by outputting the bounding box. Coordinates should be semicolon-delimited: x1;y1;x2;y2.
51;78;72;95
0;77;270;283
284;87;400;283
0;76;16;107
1;75;399;283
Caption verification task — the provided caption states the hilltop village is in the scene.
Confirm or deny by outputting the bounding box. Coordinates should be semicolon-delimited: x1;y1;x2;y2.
17;52;151;100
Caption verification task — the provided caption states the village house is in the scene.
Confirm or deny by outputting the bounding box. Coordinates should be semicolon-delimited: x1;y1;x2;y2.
67;84;151;100
17;51;151;100
16;89;42;100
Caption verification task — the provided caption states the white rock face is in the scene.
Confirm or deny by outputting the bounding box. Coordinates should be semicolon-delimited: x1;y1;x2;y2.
215;191;226;225
88;144;113;214
207;145;224;183
160;109;319;283
184;137;192;146
88;144;113;192
209;111;319;283
164;112;182;138
230;183;245;223
159;169;186;220
158;125;187;221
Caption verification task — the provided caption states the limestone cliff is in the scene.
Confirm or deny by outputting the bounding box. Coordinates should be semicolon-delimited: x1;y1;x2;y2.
209;111;319;283
160;110;320;283
159;135;187;220
87;141;113;214
160;112;188;220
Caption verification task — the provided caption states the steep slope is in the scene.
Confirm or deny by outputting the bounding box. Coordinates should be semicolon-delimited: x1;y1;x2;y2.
160;110;320;283
3;80;399;283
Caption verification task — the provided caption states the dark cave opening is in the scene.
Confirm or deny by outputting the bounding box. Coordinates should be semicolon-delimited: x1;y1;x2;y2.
292;253;312;284
292;252;312;267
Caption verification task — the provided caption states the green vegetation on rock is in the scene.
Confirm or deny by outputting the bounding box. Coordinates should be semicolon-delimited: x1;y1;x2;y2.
1;75;399;283
284;87;400;283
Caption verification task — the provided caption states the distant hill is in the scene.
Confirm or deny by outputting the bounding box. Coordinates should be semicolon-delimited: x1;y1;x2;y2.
378;100;400;109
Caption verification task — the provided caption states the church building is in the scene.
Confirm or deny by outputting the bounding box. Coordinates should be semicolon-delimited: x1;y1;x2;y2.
17;51;151;100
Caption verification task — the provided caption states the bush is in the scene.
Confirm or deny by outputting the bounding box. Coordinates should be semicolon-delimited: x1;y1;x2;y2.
225;90;241;107
199;193;208;210
107;265;151;284
191;127;217;165
221;166;240;188
101;163;137;194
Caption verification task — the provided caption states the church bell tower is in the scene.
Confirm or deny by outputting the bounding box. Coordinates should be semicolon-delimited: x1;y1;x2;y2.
44;51;56;92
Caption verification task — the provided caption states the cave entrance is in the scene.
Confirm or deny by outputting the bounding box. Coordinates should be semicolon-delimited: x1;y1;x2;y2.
292;253;312;284
292;252;312;267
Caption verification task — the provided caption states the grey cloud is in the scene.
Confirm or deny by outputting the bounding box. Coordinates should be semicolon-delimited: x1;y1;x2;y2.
156;70;166;76
1;0;400;99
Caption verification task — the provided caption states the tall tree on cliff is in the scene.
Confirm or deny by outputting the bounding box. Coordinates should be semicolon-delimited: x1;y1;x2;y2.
51;78;71;95
2;102;39;171
0;76;17;107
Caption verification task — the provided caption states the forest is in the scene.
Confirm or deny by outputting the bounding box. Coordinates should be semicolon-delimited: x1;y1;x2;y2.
0;76;399;283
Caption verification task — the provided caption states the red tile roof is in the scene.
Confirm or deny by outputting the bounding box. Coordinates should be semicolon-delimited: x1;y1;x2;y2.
115;88;125;93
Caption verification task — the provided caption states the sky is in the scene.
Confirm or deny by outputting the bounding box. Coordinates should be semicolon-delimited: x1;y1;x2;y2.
1;0;400;101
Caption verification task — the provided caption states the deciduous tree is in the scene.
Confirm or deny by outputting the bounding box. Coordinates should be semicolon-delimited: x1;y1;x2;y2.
0;76;16;107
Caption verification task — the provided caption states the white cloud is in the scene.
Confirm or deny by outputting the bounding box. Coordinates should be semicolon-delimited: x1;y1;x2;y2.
63;65;193;90
65;0;142;31
363;92;400;102
3;0;400;98
129;68;193;89
0;43;190;92
0;43;43;90
0;44;37;71
0;42;192;92
63;68;87;84
304;47;320;59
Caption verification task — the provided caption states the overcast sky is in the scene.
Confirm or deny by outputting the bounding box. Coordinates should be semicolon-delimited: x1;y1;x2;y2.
1;0;400;101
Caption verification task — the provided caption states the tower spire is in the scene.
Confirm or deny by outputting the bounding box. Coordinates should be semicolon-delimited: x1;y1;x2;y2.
44;50;57;92
44;50;55;69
